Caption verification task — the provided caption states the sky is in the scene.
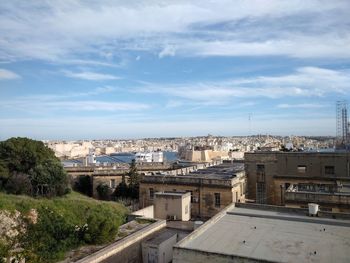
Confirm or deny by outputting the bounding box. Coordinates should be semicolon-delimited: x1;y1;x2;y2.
0;0;349;140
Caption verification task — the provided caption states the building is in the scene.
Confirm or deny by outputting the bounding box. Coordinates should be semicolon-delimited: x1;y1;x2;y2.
135;152;164;163
154;192;191;221
245;152;350;212
142;230;178;263
139;163;247;219
173;203;350;263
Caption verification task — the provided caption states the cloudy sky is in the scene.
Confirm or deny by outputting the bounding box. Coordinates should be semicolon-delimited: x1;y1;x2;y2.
0;0;349;139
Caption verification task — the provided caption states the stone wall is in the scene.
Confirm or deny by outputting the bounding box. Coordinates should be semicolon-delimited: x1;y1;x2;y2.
76;220;166;263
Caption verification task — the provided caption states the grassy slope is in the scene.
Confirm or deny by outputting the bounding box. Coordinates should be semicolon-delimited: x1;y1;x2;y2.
0;191;128;225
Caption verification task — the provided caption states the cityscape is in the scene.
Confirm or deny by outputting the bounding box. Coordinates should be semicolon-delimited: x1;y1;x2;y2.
1;1;350;263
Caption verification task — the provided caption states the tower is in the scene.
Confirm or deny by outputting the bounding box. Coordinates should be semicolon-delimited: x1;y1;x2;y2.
336;100;349;147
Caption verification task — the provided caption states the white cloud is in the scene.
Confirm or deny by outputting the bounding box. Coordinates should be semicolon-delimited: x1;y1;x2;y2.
0;1;349;61
159;45;176;58
63;70;120;80
0;68;20;80
277;103;325;109
136;67;350;102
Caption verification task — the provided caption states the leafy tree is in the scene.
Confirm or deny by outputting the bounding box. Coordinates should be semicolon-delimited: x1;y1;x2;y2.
0;137;69;197
73;175;92;197
113;174;129;198
5;172;32;195
127;159;140;199
96;183;112;200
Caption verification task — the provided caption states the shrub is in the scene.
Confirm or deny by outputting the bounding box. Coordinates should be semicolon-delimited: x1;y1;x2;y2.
22;207;78;263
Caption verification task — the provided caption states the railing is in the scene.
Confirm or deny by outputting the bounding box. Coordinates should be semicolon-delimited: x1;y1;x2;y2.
285;191;350;205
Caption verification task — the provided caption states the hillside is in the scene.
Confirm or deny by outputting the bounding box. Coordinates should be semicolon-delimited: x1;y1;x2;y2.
0;191;128;263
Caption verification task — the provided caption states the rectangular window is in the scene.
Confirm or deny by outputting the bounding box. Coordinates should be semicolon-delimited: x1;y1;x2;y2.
149;188;154;199
214;193;220;207
110;179;116;188
297;165;307;174
257;164;265;182
325;166;335;175
165;203;168;211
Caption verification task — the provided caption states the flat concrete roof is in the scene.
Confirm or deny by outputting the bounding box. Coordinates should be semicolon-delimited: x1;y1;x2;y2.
155;191;191;197
186;163;245;179
177;206;350;263
143;230;177;246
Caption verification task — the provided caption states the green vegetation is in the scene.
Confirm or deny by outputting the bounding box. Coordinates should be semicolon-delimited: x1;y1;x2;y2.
113;159;140;199
0;191;127;263
0;137;69;197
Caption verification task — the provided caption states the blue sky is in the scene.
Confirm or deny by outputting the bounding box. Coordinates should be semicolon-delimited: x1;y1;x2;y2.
0;0;349;140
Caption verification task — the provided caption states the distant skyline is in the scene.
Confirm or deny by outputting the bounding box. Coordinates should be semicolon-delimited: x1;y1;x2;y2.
1;1;350;140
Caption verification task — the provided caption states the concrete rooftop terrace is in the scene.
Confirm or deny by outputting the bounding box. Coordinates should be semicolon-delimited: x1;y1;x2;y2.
175;204;350;263
187;163;244;179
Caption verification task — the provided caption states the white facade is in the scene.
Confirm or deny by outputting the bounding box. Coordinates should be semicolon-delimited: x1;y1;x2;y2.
135;152;164;163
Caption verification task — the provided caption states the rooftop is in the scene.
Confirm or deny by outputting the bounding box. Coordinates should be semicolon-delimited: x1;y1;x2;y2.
187;163;244;179
176;204;350;263
155;191;191;198
143;230;178;246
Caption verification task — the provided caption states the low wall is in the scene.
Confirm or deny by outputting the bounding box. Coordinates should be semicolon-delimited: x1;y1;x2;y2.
76;220;166;263
131;205;154;219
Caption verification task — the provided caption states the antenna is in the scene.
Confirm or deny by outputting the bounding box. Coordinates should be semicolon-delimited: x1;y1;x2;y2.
336;100;349;147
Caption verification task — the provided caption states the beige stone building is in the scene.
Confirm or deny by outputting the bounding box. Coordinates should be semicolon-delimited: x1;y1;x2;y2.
245;152;350;212
154;192;191;221
139;163;246;219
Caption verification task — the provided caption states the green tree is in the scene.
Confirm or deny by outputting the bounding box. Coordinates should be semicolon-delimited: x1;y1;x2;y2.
113;174;129;198
127;159;139;199
0;137;69;197
96;183;112;200
73;175;92;196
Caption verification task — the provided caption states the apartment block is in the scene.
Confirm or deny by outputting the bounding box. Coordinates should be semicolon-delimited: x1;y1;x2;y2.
139;163;246;219
245;152;350;212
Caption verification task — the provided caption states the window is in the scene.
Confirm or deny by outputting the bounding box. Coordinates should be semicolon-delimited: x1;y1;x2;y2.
149;188;154;199
325;166;335;175
214;193;220;207
257;164;265;182
297;165;307;174
257;164;265;173
165;203;168;211
110;179;116;188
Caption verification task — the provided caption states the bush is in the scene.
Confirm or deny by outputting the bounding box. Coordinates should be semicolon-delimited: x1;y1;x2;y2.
80;206;120;244
22;207;78;263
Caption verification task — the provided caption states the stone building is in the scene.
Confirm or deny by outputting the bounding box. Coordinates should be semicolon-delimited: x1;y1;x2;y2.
139;163;246;219
173;203;350;263
154;192;191;221
245;151;350;212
